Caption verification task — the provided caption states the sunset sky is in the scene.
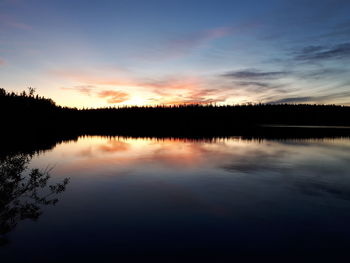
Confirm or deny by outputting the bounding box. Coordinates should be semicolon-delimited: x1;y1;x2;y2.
0;0;349;107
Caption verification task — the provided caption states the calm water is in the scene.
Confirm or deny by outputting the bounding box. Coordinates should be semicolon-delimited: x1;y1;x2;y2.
1;136;350;262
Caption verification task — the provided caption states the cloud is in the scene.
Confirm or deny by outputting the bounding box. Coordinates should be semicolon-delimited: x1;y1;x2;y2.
140;76;202;97
51;69;134;86
57;70;221;105
144;88;229;105
168;27;234;51
97;90;130;104
1;0;22;5
267;96;313;104
156;88;229;105
266;90;350;105
61;85;97;95
53;69;202;94
219;69;291;96
54;69;226;105
299;68;347;79
99;140;130;153
141;26;240;60
0;59;5;66
234;81;289;93
163;97;225;105
221;149;288;173
0;14;32;30
221;69;289;79
61;85;130;104
295;42;350;61
236;81;270;88
322;20;350;39
57;69;288;105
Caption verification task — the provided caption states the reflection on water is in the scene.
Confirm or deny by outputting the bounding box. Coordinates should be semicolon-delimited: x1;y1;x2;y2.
0;154;69;245
1;136;350;261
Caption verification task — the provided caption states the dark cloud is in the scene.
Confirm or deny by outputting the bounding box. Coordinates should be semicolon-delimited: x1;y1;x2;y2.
266;90;350;105
267;96;312;104
294;178;350;200
221;69;289;79
299;68;347;79
318;19;350;40
317;91;350;102
236;81;270;88
221;149;288;173
295;42;350;61
235;81;289;93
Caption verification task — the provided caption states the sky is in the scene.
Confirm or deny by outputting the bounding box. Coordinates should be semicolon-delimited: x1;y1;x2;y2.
0;0;350;107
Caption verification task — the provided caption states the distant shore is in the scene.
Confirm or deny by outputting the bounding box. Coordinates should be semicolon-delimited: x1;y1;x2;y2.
2;88;350;136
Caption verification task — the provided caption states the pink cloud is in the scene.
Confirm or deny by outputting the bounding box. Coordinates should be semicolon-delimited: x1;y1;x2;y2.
7;21;32;30
0;14;32;30
56;70;234;105
51;69;134;86
139;26;239;61
167;27;232;51
60;85;97;95
141;76;201;96
159;88;229;105
0;59;5;66
97;90;130;104
53;69;201;94
61;85;130;104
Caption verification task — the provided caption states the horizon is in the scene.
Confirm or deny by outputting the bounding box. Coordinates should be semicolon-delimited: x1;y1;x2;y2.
2;2;350;260
2;87;350;109
1;0;350;108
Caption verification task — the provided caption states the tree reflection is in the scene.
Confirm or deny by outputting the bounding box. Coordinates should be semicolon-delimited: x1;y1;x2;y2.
0;154;69;245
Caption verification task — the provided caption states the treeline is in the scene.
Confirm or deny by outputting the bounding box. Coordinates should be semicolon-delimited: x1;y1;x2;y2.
0;87;56;109
1;88;350;136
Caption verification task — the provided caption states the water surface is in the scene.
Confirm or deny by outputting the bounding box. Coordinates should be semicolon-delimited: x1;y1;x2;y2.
1;136;350;262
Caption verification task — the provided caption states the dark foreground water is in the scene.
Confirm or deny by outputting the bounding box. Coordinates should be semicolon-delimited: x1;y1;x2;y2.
1;136;350;262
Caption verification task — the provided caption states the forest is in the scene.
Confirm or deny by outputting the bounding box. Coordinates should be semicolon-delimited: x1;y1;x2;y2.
1;88;350;137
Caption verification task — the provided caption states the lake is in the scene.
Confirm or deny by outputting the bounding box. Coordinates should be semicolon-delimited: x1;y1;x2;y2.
1;135;350;262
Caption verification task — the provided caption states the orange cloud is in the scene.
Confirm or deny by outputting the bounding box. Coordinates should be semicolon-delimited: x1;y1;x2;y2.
99;140;130;153
61;85;131;104
154;88;230;105
163;98;225;105
97;90;130;104
141;76;201;96
55;69;235;105
53;69;200;93
0;59;5;66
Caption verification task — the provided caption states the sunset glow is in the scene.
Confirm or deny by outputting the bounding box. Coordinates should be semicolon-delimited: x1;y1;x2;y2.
2;1;350;261
1;0;350;107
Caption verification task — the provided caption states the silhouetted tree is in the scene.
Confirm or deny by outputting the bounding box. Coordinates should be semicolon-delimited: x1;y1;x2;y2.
1;87;350;135
28;87;36;97
0;154;69;245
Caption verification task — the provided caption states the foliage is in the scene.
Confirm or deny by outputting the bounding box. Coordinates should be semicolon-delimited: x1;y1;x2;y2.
0;154;69;245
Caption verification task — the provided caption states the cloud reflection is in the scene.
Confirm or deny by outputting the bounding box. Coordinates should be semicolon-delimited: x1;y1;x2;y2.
48;136;350;203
